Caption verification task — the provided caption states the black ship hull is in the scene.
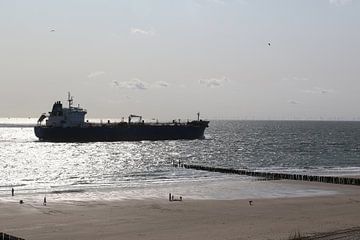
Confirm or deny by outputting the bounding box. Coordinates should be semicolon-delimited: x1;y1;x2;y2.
34;123;208;142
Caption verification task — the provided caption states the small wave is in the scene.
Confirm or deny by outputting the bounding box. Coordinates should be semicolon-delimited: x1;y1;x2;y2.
51;189;85;194
21;178;35;182
203;134;212;140
69;176;79;179
154;176;170;180
0;183;27;188
71;180;94;185
0;124;35;128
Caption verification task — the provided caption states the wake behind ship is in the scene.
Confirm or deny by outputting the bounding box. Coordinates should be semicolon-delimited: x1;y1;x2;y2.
34;94;209;142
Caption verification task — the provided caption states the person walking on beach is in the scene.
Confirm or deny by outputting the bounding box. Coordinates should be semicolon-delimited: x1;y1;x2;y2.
11;188;14;196
43;196;47;206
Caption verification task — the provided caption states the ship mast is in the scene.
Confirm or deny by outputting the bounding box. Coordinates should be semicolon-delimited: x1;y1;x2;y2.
68;92;73;108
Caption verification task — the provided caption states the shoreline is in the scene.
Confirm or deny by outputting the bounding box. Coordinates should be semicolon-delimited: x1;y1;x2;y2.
0;177;350;203
1;180;360;240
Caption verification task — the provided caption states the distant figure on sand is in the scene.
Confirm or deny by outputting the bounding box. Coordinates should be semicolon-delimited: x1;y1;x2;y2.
43;196;47;206
11;188;14;196
249;200;253;206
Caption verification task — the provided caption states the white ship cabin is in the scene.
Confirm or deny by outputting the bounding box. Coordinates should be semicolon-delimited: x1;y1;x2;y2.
42;94;87;127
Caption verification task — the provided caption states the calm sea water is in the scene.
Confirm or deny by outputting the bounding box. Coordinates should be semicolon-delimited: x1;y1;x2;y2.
0;119;359;201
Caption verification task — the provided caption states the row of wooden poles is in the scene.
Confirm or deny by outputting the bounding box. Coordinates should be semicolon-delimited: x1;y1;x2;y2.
0;232;25;240
174;163;360;186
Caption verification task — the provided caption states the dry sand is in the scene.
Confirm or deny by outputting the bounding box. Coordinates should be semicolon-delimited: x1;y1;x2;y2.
1;180;360;240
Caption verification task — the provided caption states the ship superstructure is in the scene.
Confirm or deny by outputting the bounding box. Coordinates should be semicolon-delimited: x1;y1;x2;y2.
41;93;87;128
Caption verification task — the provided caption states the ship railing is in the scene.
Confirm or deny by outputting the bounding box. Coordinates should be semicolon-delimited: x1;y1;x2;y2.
83;121;193;127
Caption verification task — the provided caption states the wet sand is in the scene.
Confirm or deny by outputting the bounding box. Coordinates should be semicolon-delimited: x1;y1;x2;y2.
1;180;360;240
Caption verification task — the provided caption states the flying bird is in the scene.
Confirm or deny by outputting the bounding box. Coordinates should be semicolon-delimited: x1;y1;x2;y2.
113;80;119;87
268;42;271;46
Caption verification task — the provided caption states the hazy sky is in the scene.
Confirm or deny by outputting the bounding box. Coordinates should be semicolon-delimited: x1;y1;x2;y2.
0;0;359;120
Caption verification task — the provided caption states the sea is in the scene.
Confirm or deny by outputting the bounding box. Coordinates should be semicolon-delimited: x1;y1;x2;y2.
1;118;360;202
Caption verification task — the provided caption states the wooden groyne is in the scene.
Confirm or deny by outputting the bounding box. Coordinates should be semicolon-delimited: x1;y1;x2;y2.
0;232;25;240
175;163;360;186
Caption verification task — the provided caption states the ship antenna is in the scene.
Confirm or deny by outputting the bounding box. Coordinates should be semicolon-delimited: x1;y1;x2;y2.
197;112;200;121
68;92;73;108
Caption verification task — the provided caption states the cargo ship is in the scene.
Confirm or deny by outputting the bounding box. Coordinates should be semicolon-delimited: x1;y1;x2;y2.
34;93;209;142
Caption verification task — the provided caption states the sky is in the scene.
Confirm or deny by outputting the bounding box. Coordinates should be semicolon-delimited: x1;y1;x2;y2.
0;0;359;120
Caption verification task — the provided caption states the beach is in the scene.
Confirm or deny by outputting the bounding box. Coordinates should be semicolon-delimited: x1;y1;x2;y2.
1;180;360;240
